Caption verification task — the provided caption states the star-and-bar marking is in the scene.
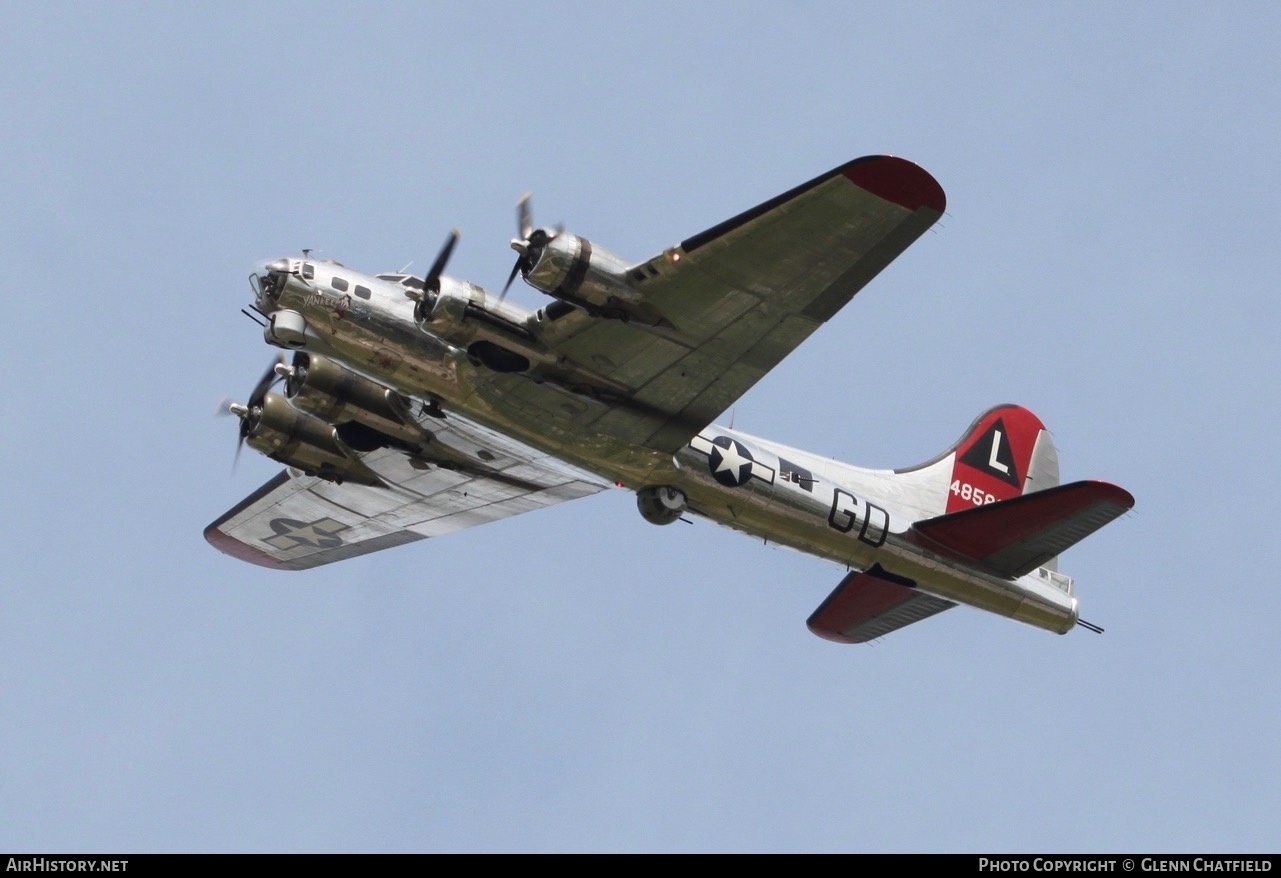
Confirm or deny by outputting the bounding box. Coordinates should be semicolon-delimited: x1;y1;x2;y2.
690;435;775;488
263;517;350;551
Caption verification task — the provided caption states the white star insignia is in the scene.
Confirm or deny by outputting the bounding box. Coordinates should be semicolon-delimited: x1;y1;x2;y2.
713;441;752;480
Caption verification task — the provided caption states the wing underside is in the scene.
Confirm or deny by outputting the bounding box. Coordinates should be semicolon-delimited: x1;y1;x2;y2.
210;156;946;571
482;156;946;453
206;414;608;570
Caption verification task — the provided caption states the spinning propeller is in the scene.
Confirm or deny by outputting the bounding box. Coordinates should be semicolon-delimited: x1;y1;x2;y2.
501;193;559;301
216;354;287;471
424;229;459;295
408;230;461;323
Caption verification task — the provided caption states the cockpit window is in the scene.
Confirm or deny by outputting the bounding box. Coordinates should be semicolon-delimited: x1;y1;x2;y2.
401;276;425;291
376;274;405;283
332;277;349;292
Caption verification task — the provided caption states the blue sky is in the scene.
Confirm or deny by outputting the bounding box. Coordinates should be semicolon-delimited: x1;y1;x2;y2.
3;2;1279;853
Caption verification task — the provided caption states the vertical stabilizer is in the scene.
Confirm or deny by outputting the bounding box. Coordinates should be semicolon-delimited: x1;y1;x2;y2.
888;405;1059;524
890;404;1070;571
944;405;1056;509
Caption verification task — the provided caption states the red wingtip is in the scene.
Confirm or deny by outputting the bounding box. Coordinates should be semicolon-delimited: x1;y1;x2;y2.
841;155;947;213
204;523;292;570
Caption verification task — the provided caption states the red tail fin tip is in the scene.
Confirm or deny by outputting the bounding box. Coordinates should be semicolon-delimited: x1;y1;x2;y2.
946;405;1055;513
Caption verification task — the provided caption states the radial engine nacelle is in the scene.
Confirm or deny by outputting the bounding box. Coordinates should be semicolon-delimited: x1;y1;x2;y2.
233;353;448;485
239;392;382;486
520;232;669;327
281;353;428;447
414;279;559;375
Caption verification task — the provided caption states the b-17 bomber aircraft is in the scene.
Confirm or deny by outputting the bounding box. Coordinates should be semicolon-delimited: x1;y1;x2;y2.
207;155;1134;644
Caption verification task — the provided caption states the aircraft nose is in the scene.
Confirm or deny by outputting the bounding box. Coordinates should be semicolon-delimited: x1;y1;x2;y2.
250;257;294;303
252;257;289;278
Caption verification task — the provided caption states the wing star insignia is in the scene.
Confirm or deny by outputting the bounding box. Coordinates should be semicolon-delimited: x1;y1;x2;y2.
263;517;350;551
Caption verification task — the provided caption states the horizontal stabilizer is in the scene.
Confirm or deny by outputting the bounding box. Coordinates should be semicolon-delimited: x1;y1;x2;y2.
910;480;1135;578
807;565;955;644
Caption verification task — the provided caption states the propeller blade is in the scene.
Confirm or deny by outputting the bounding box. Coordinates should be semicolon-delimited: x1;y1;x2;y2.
499;193;561;302
424;229;460;293
516;192;533;242
282;352;307;398
500;257;523;300
219;355;285;476
248;354;286;408
499;193;538;303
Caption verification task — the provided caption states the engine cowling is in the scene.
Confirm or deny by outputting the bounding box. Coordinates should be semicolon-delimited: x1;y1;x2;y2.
637;485;687;526
240;392;382;485
282;353;424;445
523;232;667;326
414;279;555;375
413;278;480;331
